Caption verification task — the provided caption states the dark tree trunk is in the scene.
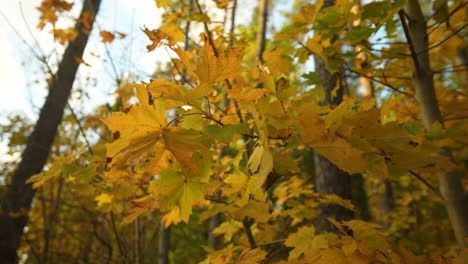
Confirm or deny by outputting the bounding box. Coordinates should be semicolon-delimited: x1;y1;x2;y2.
158;222;171;264
312;0;354;233
208;213;222;249
255;0;268;63
0;0;102;262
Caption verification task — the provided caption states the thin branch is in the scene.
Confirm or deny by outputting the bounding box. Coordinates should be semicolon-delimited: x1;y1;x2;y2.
163;47;195;88
408;170;442;198
66;102;94;155
242;218;257;249
195;0;218;57
421;23;468;55
85;0;122;87
241;133;290;140
194;0;244;124
427;2;466;30
257;239;286;247
345;68;413;97
399;10;422;73
110;212;128;263
444;116;468;122
433;64;467;73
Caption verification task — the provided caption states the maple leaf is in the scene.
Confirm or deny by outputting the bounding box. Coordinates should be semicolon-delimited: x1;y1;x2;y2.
163;127;211;174
154;0;170;8
53;27;78;45
213;220;242;242
159;168;204;222
234;248;267;264
100;31;115;43
248;145;273;193
285;226;317;260
95;193;113;207
212;0;232;9
162;207;183;227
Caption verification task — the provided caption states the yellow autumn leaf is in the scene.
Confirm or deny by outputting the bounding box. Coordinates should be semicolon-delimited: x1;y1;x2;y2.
163;127;210;174
154;0;170;8
235;248;267;264
53;27;78;45
247;145;273;193
95;193;113;207
213;220;243;242
285;226;317;260
162;207;182;227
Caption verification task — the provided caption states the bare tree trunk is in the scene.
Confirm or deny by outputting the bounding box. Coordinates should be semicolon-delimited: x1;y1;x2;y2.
400;0;468;248
158;222;171;264
0;1;102;262
255;0;268;63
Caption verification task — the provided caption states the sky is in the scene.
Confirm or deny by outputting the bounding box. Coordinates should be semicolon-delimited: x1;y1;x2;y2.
0;0;293;160
0;0;264;117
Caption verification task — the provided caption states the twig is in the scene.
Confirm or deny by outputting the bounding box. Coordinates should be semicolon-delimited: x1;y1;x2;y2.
164;47;195;88
408;170;442;198
399;10;421;73
346;68;413;97
242;218;257;248
110;212;129;263
257;239;286;247
444;116;468;122
427;2;466;30
421;22;468;55
66;102;94;155
241;134;290;140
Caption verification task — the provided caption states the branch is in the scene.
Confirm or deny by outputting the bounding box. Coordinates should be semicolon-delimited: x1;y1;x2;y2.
110;212;129;263
345;67;413;97
421;23;468;55
66;102;94;155
408;170;442;198
399;10;422;74
241;134;290;140
257;239;286;247
427;2;466;30
242;218;257;248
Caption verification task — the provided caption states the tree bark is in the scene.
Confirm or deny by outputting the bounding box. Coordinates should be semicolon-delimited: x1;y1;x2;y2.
208;213;222;249
0;0;102;262
313;52;354;233
351;1;392;225
158;222;171;264
401;0;468;248
255;0;268;63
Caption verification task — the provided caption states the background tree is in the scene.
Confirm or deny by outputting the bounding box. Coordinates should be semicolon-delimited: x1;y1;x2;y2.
0;0;102;262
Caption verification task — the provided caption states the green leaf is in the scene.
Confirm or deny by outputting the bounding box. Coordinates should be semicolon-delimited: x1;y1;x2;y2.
301;72;328;86
160;168;204;222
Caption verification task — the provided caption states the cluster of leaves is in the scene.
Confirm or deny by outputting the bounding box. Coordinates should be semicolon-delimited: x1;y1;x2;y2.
9;0;467;263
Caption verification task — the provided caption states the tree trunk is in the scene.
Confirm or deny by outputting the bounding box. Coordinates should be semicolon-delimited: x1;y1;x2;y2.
158;222;171;264
255;0;268;63
313;51;354;233
0;0;102;262
401;0;468;248
351;1;392;224
208;213;222;249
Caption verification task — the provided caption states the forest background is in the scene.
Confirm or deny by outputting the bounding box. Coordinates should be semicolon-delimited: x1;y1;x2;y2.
0;0;467;263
